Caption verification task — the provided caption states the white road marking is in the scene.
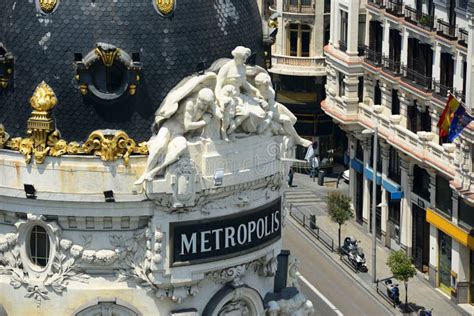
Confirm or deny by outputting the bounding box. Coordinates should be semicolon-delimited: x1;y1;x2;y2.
297;272;344;316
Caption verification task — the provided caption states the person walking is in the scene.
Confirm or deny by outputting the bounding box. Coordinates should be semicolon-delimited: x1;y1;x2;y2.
305;141;319;179
288;167;296;187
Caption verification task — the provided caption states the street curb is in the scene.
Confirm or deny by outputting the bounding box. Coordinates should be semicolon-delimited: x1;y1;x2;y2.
287;217;396;316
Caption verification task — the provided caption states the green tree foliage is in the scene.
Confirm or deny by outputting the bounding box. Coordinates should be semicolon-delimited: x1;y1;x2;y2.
387;250;417;312
326;191;353;250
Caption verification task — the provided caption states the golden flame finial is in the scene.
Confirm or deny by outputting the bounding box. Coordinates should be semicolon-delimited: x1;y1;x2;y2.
30;81;58;112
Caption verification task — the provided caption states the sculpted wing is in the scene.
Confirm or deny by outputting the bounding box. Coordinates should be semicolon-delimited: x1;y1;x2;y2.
153;72;217;130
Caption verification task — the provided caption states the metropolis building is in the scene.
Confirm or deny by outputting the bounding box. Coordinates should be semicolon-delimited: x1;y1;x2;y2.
322;0;474;305
0;1;312;315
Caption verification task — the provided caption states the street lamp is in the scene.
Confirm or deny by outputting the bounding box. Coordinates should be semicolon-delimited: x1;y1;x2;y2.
362;104;383;284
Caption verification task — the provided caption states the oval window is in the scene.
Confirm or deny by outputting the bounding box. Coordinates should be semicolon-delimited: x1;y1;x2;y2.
29;225;50;268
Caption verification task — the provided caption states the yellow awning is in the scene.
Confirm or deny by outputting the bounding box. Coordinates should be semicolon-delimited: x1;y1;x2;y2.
426;208;474;249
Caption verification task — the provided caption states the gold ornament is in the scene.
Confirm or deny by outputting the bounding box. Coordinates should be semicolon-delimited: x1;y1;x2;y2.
82;130;145;165
155;0;175;16
5;82;148;164
0;77;8;89
80;84;88;95
30;81;57;112
39;0;58;13
95;47;120;67
0;124;10;148
129;84;137;96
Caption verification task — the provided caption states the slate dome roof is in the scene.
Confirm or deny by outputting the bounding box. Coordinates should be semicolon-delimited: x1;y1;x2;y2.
0;0;263;142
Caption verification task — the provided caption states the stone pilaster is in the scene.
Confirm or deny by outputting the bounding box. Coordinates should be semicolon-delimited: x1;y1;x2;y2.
399;153;413;256
398;92;410;129
380;140;390;247
380;81;391;110
348;133;358;212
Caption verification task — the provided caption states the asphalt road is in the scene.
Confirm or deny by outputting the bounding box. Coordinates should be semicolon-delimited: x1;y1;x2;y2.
283;221;392;316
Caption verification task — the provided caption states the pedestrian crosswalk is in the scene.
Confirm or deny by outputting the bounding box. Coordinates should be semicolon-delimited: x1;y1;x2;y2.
284;190;323;207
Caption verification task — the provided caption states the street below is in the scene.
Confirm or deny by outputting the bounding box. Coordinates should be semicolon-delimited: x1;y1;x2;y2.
284;220;393;316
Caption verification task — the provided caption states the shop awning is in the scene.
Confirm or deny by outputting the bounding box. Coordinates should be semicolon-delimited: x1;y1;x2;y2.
426;208;474;249
350;159;403;200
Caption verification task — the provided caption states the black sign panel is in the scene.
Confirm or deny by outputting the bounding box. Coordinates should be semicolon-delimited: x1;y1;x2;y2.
170;199;281;266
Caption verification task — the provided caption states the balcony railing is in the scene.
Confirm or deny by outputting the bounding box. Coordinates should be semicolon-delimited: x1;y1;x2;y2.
271;54;325;68
382;55;401;75
404;6;435;31
364;46;383;66
458;28;468;47
386;0;404;16
284;4;315;14
436;19;457;40
401;64;433;91
339;40;347;52
368;0;385;8
432;80;452;99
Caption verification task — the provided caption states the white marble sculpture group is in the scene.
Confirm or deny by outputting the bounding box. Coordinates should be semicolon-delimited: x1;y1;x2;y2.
135;46;311;185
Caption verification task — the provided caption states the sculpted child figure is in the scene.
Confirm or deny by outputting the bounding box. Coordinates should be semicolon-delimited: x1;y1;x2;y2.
219;85;240;141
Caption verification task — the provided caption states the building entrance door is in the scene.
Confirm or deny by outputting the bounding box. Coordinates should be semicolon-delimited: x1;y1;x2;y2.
438;230;452;295
412;204;429;271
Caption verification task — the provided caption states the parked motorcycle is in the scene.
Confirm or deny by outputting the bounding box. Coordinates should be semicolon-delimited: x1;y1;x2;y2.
341;236;368;272
418;307;433;316
384;279;400;305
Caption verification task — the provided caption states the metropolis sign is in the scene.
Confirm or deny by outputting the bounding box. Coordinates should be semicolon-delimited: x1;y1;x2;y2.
170;199;281;266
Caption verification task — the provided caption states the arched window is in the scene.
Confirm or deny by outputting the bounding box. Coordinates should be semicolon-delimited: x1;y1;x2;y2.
76;302;139;316
29;225;50;268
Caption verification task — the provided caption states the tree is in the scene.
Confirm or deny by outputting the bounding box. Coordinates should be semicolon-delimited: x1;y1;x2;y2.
326;191;353;252
387;250;416;313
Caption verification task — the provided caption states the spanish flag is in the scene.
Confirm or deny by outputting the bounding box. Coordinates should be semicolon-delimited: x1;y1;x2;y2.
437;95;460;137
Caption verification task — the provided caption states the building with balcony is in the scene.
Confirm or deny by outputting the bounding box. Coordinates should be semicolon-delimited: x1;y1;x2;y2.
322;0;474;305
259;0;348;161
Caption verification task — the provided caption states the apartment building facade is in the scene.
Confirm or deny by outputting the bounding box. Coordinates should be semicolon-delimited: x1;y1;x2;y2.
322;0;474;304
259;0;349;160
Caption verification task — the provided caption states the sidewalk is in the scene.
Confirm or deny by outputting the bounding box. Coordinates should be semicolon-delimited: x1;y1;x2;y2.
286;172;469;316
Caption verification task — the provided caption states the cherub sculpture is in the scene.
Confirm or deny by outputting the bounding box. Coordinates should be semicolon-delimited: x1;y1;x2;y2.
219;85;239;141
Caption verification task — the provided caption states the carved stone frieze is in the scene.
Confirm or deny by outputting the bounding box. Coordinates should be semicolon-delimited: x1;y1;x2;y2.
207;255;278;287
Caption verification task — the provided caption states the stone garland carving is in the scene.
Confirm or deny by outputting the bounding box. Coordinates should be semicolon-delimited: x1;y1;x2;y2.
4;81;148;165
207;256;278;286
115;225;198;303
0;216;152;307
0;221;90;307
